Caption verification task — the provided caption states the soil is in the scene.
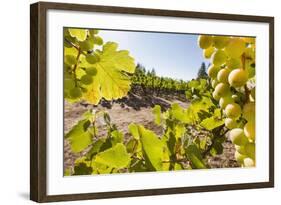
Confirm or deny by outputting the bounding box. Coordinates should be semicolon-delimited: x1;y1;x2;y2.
64;92;239;172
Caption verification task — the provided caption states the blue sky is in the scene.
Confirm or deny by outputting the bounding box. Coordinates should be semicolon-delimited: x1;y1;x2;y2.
99;30;208;81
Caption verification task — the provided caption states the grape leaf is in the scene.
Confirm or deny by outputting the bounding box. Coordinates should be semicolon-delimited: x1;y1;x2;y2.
185;144;206;169
65;119;92;153
200;116;224;131
94;143;131;169
138;126;166;171
81;42;136;104
68;28;87;42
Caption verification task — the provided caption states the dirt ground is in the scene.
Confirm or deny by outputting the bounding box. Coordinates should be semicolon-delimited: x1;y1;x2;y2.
64;93;239;173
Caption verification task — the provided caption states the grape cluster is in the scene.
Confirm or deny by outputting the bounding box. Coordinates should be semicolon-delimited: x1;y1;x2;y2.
198;35;256;167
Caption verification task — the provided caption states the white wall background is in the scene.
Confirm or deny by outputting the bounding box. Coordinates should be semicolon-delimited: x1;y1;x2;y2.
0;0;279;204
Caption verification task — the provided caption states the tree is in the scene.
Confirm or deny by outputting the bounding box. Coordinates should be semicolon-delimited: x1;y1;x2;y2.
197;62;208;79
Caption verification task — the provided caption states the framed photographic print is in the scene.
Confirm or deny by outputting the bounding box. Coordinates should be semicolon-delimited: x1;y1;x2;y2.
30;1;274;202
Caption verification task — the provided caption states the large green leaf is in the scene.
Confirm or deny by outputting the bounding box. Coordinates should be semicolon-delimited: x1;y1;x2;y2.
186;144;206;169
138;126;166;171
94;143;131;169
81;42;136;104
200;116;224;131
65;119;92;153
68;28;87;41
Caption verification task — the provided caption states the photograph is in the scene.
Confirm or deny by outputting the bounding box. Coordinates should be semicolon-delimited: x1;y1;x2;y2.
63;28;256;176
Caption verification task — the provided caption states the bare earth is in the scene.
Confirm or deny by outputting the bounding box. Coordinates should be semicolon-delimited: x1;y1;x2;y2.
64;94;239;172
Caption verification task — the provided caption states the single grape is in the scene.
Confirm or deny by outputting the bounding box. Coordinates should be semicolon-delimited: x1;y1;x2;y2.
214;83;230;98
94;36;103;45
245;142;255;159
211;79;218;88
235;145;247;155
235;151;246;164
69;87;82;98
213;36;230;49
225;118;237;129
79;38;94;51
212;91;220;101
198;35;213;49
203;46;215;59
212;49;228;66
229;128;248;146
65;55;77;65
80;74;93;85
225;38;246;58
85;67;97;76
243;102;255;121
217;68;231;83
244;121;255;141
225;102;241;119
219;95;234;109
228;68;248;87
86;54;100;64
243;157;255;167
207;64;220;78
64;78;75;90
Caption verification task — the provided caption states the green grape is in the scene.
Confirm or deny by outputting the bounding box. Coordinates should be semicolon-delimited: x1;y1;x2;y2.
235;151;246;164
89;29;99;35
228;69;248;87
211;79;218;88
225;102;241;119
219;95;234;109
65;55;77;65
69;87;82;98
85;67;97;76
244;121;255;141
214;83;230;98
212;49;228;66
229;128;248;146
243;157;255;167
243;102;255;121
235;145;247;155
203;46;215;59
245;142;255;159
225;38;246;58
94;36;103;45
86;54;100;64
79;38;94;51
207;64;220;78
213;36;230;49
64;78;75;90
81;74;93;85
212;91;220;101
225;118;237;129
198;35;213;49
217;68;231;83
226;58;242;70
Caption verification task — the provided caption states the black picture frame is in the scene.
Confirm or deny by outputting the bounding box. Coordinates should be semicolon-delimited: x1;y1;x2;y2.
30;1;274;202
